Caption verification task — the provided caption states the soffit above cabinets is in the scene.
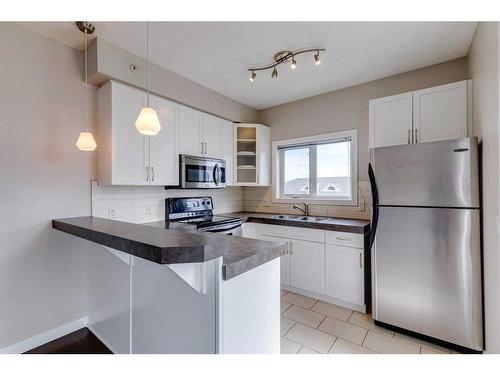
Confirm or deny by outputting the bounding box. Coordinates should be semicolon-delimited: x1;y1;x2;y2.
19;22;476;110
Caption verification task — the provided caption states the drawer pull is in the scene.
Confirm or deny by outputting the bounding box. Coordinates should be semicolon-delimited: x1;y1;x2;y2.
336;237;351;241
359;253;362;268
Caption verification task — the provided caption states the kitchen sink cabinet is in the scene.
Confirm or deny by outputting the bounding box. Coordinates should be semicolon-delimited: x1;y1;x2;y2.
289;238;325;295
244;222;366;311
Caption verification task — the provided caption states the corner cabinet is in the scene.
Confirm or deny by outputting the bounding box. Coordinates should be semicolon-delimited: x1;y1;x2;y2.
97;80;179;186
369;80;470;148
233;124;271;186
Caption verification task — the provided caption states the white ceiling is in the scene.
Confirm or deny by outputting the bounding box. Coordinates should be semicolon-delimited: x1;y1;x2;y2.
19;22;477;110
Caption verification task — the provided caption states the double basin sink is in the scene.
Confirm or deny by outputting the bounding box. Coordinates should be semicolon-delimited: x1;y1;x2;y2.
270;214;329;223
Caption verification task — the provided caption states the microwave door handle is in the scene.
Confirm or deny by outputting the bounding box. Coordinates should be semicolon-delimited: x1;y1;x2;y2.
213;164;220;186
368;163;379;250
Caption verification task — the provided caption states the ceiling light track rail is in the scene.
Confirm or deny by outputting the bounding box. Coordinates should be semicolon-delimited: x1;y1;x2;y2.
248;48;325;81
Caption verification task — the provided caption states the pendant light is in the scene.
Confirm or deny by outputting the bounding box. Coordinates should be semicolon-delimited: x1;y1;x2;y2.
76;22;97;151
135;22;161;136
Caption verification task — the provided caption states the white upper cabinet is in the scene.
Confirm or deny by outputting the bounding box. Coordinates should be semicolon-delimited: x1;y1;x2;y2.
97;81;179;186
179;105;203;157
412;81;468;143
234;124;271;186
98;81;148;185
221;120;234;186
369;92;413;148
369;80;470;148
148;95;179;186
202;113;223;159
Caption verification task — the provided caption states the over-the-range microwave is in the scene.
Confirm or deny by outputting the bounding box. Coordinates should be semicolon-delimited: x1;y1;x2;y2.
179;154;226;189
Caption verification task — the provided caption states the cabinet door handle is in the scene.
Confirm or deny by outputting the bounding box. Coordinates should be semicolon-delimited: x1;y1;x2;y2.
201;141;204;154
359;253;363;268
151;166;155;182
284;242;288;254
407;129;411;144
414;129;418;143
204;142;207;154
289;241;293;255
146;166;149;182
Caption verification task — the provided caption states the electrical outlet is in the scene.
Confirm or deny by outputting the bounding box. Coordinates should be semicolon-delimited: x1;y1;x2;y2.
263;200;272;207
358;201;365;211
109;208;116;218
145;205;152;215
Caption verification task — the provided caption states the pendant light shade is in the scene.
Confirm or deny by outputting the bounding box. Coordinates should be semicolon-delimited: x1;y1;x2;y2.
136;22;161;136
135;107;161;135
76;131;97;151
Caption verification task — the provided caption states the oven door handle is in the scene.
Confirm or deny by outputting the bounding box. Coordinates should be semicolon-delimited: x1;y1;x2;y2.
201;222;242;233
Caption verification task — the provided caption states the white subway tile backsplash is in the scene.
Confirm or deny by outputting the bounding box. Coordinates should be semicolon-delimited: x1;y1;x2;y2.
243;180;372;221
91;182;243;224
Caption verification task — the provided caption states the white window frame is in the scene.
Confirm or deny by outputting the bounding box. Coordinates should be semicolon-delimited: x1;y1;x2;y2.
272;129;358;206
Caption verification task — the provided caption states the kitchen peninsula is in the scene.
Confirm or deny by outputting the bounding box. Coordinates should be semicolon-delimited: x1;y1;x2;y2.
52;216;285;354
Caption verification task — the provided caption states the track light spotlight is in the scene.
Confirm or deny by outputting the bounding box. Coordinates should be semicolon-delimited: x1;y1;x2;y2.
249;70;256;82
291;58;297;70
271;67;278;79
314;51;321;65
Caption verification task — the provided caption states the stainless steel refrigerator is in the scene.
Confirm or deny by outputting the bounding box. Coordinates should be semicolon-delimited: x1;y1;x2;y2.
368;137;483;352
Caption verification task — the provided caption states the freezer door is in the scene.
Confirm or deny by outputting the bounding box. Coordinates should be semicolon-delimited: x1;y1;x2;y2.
373;206;483;351
370;137;479;207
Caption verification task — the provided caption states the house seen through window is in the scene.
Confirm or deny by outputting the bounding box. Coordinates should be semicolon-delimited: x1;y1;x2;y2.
275;130;357;204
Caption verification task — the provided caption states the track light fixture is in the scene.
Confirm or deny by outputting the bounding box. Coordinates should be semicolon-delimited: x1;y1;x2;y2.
248;47;325;82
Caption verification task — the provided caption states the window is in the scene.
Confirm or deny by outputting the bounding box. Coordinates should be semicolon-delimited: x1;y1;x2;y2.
273;130;357;205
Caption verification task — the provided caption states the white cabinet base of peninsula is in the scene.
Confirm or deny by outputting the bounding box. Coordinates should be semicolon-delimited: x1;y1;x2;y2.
87;243;280;354
217;257;280;354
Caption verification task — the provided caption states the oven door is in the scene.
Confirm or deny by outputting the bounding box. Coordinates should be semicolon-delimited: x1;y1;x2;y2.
180;155;226;189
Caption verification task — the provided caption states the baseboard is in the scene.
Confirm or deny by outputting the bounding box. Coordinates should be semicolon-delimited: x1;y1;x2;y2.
87;325;117;354
282;285;366;313
0;317;88;354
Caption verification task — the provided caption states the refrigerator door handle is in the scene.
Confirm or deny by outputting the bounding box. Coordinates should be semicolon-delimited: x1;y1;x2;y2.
368;163;379;249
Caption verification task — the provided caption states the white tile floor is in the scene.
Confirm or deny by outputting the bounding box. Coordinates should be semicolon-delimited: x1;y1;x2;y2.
280;290;458;354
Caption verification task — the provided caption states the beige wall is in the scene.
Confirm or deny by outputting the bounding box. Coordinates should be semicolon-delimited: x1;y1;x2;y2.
245;58;468;219
467;22;500;353
0;23;94;349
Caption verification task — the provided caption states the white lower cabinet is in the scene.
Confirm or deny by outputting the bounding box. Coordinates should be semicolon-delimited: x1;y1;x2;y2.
325;244;364;306
261;234;291;286
244;222;366;311
290;239;325;294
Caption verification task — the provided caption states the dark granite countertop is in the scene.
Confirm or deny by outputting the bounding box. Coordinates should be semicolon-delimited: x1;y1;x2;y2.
52;216;285;280
224;211;370;234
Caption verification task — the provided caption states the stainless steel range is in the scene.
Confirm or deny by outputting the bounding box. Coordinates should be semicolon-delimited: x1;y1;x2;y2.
165;197;242;236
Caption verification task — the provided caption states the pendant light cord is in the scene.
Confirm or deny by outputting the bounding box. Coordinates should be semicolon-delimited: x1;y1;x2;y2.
146;22;150;107
84;26;88;132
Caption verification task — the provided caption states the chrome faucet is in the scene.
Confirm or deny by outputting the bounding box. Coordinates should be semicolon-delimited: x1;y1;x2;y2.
293;202;310;216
